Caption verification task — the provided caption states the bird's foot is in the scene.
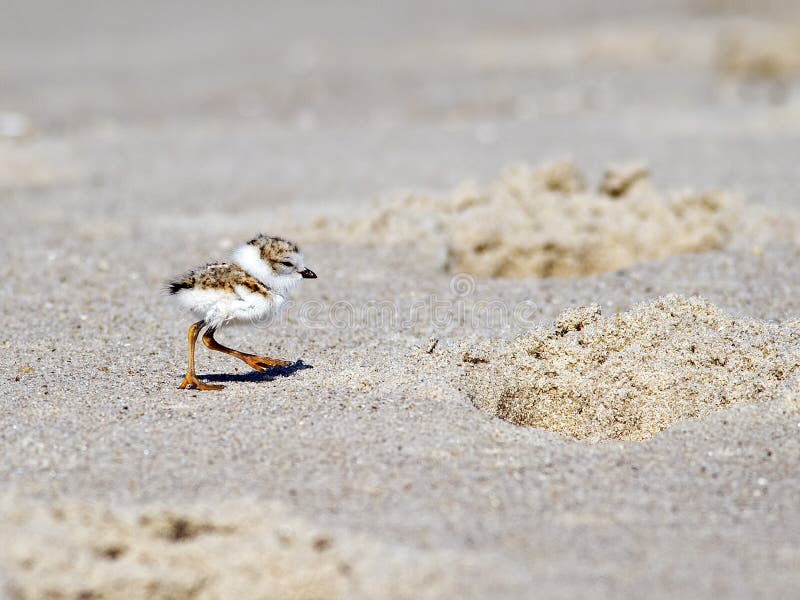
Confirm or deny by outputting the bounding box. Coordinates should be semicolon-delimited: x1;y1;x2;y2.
179;373;224;391
242;355;293;372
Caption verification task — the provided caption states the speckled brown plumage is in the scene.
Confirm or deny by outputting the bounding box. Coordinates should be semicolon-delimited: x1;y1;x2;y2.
248;235;299;263
168;263;270;295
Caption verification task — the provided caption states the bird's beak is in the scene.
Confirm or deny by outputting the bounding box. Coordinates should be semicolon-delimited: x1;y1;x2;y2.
300;268;317;279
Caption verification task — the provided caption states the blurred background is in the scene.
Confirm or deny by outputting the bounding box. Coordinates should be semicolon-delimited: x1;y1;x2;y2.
2;0;800;254
3;1;800;127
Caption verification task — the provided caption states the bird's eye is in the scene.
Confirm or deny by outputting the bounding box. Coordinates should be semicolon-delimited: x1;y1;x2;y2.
279;261;294;268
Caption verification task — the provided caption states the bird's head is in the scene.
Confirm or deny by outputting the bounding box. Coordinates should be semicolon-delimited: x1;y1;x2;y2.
233;234;316;296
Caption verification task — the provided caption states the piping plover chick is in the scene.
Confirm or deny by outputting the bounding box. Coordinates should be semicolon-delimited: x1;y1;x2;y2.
167;235;317;391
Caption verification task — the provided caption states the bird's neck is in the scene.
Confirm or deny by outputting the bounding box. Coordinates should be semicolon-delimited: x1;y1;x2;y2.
232;244;297;297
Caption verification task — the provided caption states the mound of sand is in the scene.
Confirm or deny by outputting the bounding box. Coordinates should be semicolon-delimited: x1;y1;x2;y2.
718;23;800;81
336;161;739;278
0;497;451;600
460;295;800;441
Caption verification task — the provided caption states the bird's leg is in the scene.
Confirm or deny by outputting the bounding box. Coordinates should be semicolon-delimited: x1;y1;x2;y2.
179;320;224;391
202;327;292;372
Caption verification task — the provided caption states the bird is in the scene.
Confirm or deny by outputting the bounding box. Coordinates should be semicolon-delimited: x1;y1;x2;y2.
167;234;317;390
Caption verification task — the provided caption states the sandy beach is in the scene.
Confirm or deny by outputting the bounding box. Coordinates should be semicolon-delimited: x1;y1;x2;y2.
2;1;800;598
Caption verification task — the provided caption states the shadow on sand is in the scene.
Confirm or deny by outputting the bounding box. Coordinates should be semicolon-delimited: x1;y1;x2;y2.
201;360;313;384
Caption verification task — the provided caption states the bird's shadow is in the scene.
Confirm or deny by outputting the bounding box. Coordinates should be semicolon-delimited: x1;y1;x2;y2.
200;360;313;383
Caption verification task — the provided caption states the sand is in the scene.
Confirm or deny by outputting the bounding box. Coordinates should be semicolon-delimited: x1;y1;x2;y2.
2;1;800;599
328;161;740;278
458;295;800;441
0;496;452;600
0;140;85;190
718;22;800;82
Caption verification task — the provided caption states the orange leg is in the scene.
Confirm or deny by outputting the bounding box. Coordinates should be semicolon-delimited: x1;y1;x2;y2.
202;327;292;372
179;320;224;391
